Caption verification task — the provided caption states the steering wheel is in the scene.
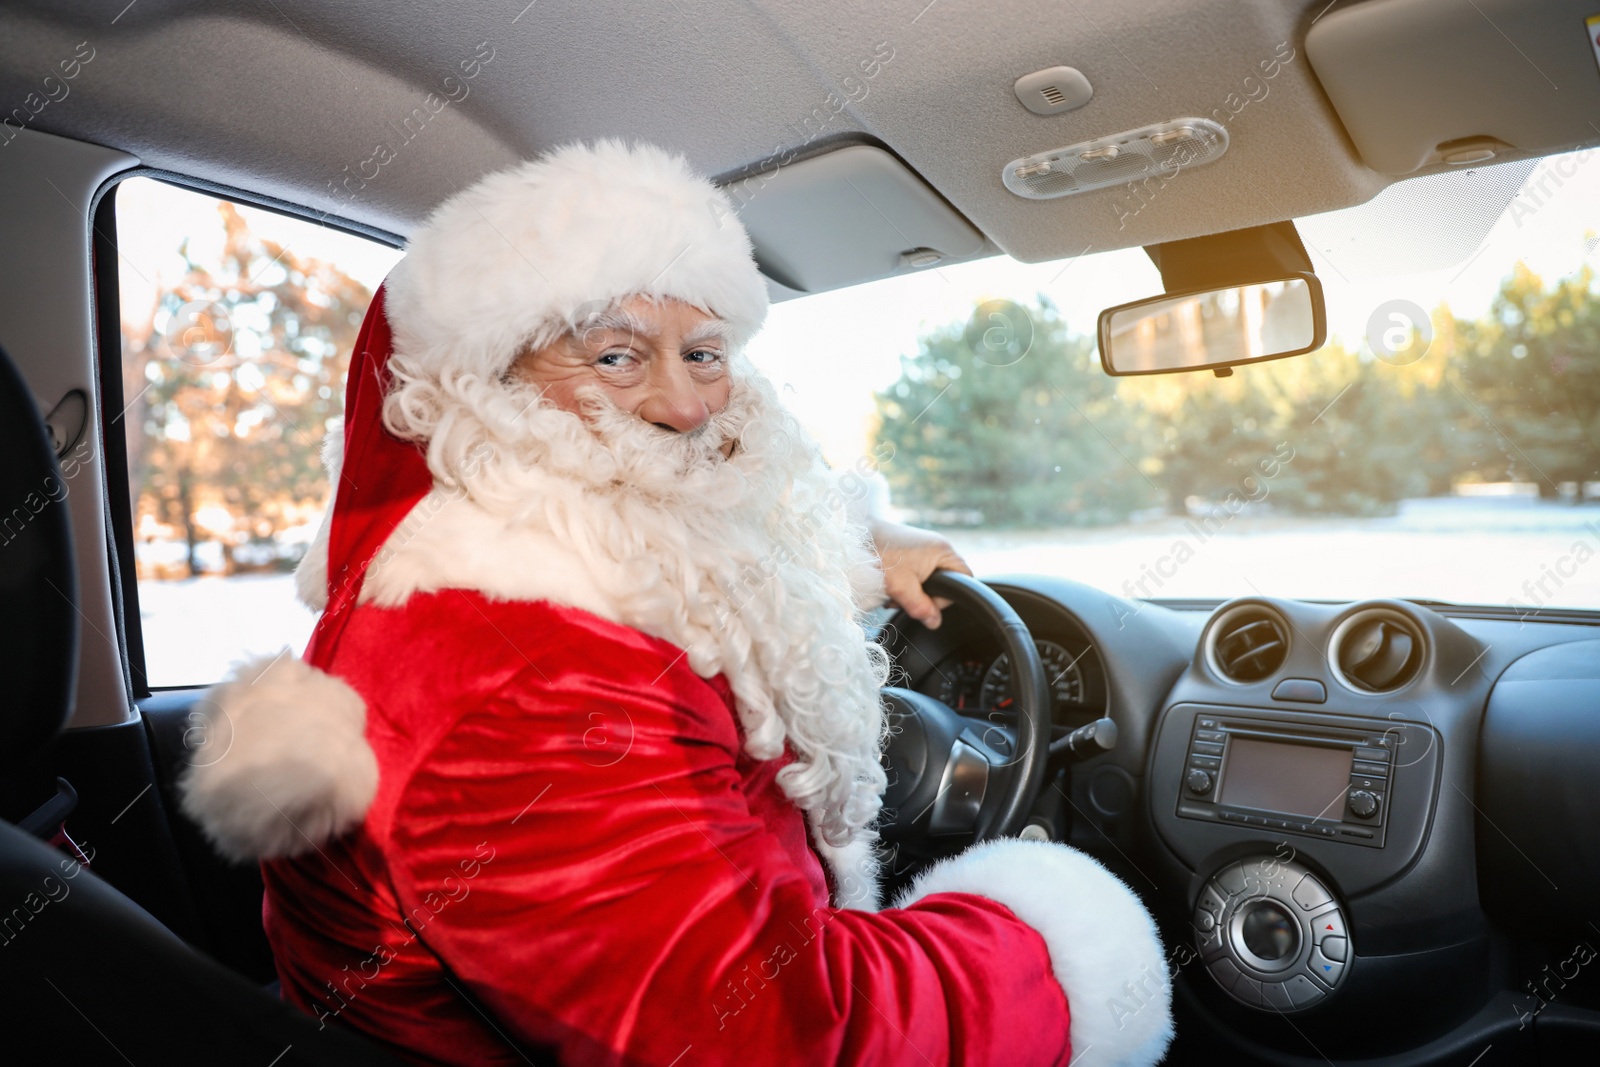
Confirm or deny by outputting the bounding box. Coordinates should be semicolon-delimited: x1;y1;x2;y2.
879;571;1052;856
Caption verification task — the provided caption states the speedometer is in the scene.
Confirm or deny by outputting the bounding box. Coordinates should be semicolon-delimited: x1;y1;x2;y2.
980;640;1086;715
936;658;990;712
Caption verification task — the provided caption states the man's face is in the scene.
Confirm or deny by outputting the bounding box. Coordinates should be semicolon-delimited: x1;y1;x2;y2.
510;295;734;452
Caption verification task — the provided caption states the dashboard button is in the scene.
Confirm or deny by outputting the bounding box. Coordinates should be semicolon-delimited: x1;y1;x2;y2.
1219;810;1246;823
1186;769;1215;795
1270;678;1327;703
1347;790;1381;819
1195;729;1225;743
1285;974;1326;1007
1260;979;1295;1012
1291;874;1332;912
1198;717;1219;729
1191;755;1221;769
1197;919;1225;958
1310;946;1345;986
1320;935;1347;962
1193;740;1225;756
1350;774;1384;791
1232;974;1266;1007
1208;957;1244;994
1339;827;1374;839
1351;760;1389;778
1354;746;1391;763
1313;910;1346;941
1215;862;1249;897
1194;907;1215;933
1197;885;1227;921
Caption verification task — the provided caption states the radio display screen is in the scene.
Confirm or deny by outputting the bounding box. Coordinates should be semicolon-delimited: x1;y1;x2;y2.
1218;738;1352;820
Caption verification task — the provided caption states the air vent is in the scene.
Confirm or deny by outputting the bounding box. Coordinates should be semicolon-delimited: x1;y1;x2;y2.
1331;609;1424;693
1040;84;1067;105
1205;605;1290;684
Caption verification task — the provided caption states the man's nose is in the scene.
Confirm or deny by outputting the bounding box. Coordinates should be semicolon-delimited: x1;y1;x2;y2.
637;355;712;433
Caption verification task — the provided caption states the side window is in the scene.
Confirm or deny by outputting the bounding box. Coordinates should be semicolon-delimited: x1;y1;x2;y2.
114;177;401;687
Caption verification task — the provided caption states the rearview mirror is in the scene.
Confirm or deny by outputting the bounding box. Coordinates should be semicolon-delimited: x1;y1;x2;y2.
1097;273;1326;376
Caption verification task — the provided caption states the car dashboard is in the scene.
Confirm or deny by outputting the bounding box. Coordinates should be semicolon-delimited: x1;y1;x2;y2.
878;575;1600;1064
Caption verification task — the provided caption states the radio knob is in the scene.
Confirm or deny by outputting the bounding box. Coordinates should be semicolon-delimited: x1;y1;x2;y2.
1186;769;1214;795
1347;789;1379;819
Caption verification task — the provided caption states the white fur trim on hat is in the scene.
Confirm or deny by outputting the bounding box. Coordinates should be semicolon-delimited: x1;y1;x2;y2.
894;838;1174;1067
178;653;377;863
384;139;770;385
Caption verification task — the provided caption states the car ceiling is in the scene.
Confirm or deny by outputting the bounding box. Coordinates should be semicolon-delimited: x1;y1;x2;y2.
0;0;1593;276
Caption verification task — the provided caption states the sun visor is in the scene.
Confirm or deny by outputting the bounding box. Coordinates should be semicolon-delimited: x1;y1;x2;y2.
1307;0;1600;175
727;144;986;294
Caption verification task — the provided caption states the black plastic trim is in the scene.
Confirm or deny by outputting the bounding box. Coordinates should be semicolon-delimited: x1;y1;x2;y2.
1477;639;1600;942
89;180;147;699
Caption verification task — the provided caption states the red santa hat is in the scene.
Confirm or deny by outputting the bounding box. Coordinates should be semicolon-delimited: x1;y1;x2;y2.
385;139;770;385
182;141;774;860
309;140;771;666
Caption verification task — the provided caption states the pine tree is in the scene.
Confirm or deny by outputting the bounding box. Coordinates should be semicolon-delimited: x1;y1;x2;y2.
123;198;371;576
1456;263;1600;500
873;298;1156;527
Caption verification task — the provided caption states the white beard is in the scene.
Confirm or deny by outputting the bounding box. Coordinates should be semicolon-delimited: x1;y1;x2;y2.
377;357;890;852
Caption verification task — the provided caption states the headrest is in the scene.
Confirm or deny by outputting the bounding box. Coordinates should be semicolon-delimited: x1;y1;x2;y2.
0;344;78;774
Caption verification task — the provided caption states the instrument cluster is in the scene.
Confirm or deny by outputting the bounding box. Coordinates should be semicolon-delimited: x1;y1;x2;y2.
923;633;1106;729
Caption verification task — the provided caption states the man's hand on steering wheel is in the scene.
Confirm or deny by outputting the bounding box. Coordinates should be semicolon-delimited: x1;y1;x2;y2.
868;517;972;629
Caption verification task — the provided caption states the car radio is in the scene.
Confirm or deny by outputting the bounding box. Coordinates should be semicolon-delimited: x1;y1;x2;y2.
1175;713;1394;847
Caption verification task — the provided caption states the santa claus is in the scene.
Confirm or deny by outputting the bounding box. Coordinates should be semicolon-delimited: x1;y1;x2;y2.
179;140;1173;1066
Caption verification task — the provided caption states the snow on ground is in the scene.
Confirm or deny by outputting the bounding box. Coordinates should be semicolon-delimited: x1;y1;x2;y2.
952;496;1600;608
138;572;316;689
139;496;1600;688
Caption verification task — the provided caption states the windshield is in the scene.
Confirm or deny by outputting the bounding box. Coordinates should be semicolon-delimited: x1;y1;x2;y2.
746;149;1600;612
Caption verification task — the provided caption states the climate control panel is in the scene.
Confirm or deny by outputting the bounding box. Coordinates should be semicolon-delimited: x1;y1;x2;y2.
1193;855;1349;1011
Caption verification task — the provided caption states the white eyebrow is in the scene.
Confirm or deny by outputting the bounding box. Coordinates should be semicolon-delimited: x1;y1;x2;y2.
681;319;733;348
573;306;651;339
571;305;732;348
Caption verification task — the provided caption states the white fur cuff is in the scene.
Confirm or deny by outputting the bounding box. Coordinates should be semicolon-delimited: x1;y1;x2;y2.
177;653;378;863
894;839;1173;1066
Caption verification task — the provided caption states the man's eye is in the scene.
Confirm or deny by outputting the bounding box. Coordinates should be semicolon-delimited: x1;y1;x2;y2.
596;351;635;367
686;349;723;364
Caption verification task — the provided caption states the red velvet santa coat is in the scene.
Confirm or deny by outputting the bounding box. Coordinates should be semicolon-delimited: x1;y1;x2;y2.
181;492;1174;1067
257;589;1080;1066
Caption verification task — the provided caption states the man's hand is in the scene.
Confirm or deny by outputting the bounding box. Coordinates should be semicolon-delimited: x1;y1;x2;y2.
867;518;973;630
